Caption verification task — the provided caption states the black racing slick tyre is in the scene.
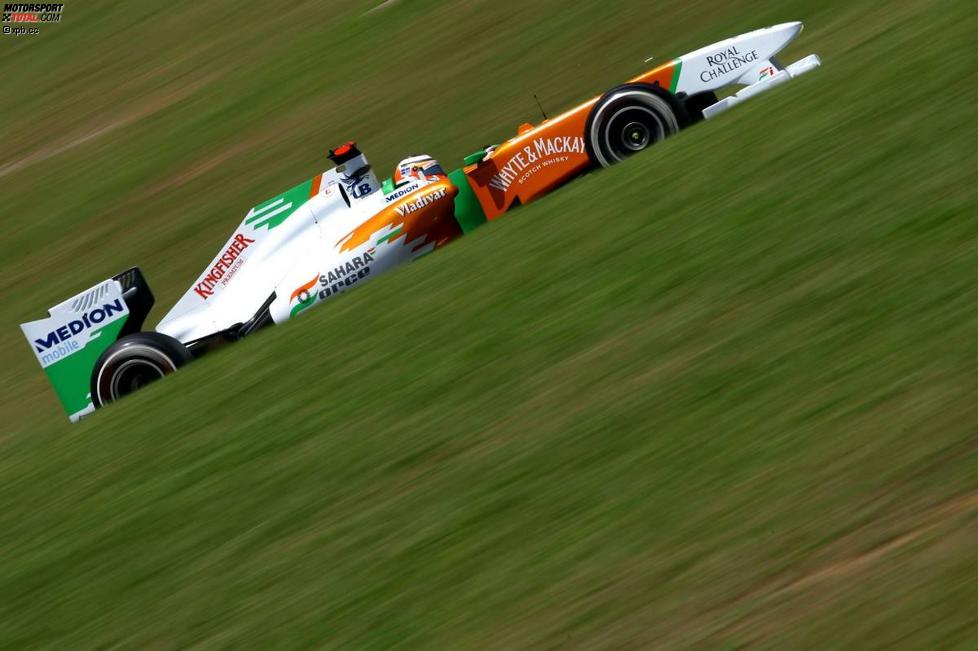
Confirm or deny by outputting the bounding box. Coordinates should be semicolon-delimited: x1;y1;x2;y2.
90;332;192;408
585;83;687;168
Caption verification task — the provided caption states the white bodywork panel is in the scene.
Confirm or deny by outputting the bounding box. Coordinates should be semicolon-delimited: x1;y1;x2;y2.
702;55;822;119
156;153;386;343
155;152;449;344
674;22;808;93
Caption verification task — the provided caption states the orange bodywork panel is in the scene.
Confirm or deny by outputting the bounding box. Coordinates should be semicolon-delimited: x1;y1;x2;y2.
464;61;679;221
464;103;593;221
628;59;682;88
337;179;463;254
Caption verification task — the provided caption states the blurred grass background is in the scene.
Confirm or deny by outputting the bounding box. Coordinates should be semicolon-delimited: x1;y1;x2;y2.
1;0;977;648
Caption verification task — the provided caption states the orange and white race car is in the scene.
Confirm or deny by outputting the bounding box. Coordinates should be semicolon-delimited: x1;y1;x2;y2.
22;22;820;421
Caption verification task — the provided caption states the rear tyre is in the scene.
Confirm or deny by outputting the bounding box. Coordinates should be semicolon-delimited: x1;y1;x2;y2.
585;83;687;168
90;332;192;408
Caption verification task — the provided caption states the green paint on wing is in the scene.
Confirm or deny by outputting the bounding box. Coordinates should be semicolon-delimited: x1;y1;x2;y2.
44;318;128;416
245;179;314;231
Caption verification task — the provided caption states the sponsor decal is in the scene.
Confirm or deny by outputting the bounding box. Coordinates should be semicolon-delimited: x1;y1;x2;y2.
320;250;374;285
699;46;759;83
194;233;255;299
758;65;777;80
488;136;585;192
20;280;130;419
337;179;460;254
342;166;374;200
384;181;422;203
33;298;124;356
288;275;320;318
289;251;375;317
317;250;374;300
395;187;448;217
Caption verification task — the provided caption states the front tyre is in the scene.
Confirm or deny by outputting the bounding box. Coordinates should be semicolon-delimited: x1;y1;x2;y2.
90;332;193;408
585;84;686;168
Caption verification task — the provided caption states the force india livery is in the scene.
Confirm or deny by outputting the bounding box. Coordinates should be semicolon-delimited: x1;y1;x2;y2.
22;23;820;421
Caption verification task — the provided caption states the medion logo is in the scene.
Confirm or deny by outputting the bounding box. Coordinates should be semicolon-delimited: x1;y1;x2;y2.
385;181;421;203
33;298;126;354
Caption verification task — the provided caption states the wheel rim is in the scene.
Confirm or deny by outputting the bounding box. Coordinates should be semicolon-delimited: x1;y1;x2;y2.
603;106;664;163
588;89;680;168
109;359;166;399
621;121;652;151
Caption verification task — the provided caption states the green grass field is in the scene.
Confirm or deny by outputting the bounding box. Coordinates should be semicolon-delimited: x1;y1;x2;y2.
2;0;977;647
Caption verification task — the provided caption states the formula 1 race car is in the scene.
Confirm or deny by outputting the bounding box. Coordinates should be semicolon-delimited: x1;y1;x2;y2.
22;22;820;421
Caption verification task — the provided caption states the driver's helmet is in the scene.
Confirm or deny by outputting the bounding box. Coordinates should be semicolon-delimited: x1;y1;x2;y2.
393;154;446;186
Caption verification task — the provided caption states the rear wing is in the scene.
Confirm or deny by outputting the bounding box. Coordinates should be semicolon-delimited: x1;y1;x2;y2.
20;267;154;422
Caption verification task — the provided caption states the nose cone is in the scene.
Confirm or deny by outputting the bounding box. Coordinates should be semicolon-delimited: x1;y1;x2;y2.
745;21;805;56
770;21;804;39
